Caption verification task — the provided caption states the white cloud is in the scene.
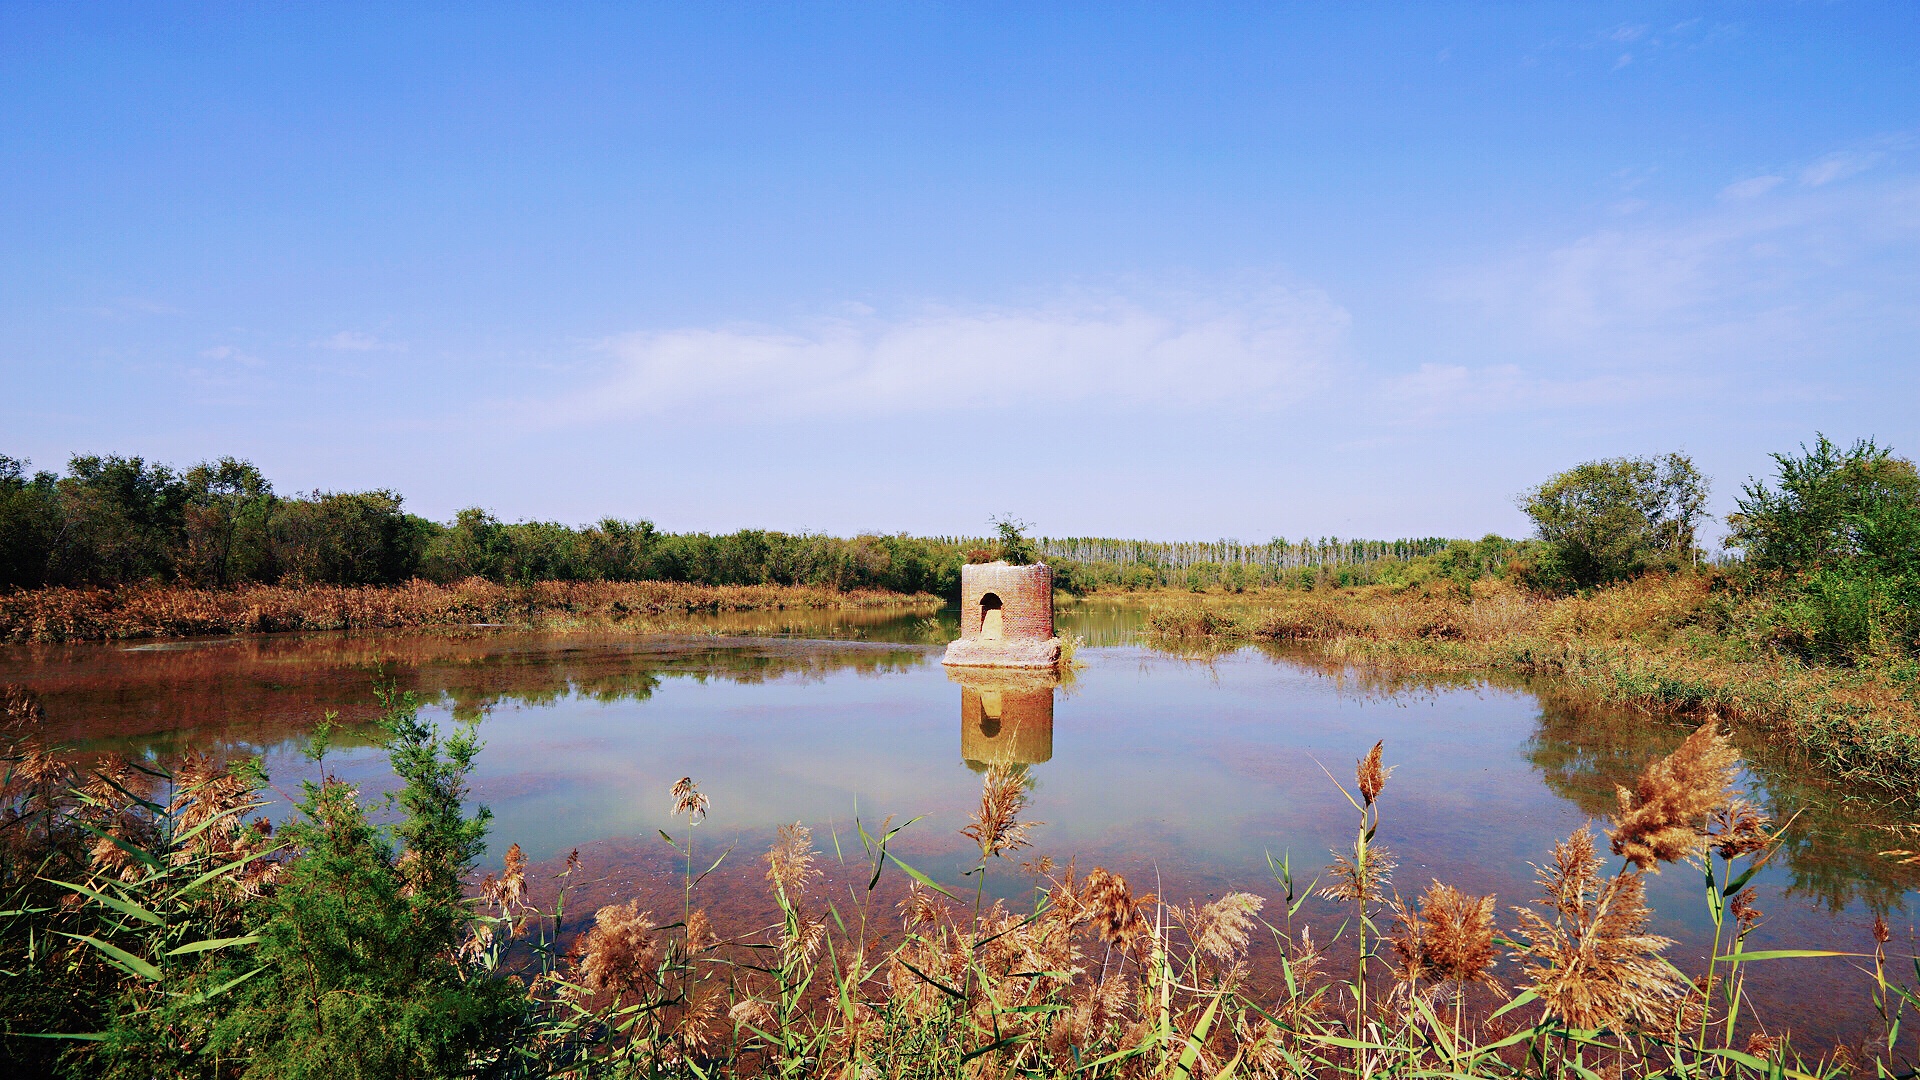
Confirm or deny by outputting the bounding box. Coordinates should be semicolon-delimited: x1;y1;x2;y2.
1719;175;1783;200
1383;362;1704;421
1801;150;1883;188
562;284;1350;420
1428;166;1920;422
199;345;264;368
317;330;404;352
1439;170;1920;371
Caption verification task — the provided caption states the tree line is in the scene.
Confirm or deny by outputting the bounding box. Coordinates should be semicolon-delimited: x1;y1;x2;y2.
1512;437;1919;663
0;453;1482;598
0;455;964;595
5;436;1911;661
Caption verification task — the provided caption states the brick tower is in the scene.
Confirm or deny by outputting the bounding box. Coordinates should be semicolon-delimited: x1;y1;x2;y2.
942;561;1061;668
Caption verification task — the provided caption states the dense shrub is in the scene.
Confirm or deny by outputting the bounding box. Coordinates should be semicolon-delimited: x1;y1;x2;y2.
1516;453;1708;593
1728;435;1920;662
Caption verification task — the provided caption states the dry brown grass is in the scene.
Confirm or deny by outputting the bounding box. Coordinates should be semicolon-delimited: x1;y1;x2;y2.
1147;575;1920;798
0;578;936;644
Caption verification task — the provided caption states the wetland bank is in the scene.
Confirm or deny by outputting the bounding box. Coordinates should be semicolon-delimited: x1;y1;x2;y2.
4;440;1920;1078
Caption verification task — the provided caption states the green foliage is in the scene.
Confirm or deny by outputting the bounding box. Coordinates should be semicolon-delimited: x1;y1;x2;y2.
1728;435;1920;574
1;691;524;1079
269;490;431;586
181;458;277;587
198;695;521;1079
990;514;1036;565
54;455;194;585
1518;452;1708;592
0;455;60;590
1729;435;1920;663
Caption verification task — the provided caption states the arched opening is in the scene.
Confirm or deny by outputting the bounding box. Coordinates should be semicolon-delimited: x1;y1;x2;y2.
979;592;1004;641
978;690;1004;736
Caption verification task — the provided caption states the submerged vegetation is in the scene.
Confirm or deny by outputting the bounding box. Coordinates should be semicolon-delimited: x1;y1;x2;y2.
4;692;1913;1078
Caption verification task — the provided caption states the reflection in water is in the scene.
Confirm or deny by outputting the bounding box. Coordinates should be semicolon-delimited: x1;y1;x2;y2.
3;600;1916;1045
951;669;1057;771
0;630;933;761
1523;693;1920;916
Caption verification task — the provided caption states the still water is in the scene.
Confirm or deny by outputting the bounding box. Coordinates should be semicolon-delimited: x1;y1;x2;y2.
3;600;1914;1043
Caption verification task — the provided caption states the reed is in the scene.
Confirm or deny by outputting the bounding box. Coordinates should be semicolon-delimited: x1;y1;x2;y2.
0;578;937;644
9;703;1916;1077
1146;574;1920;800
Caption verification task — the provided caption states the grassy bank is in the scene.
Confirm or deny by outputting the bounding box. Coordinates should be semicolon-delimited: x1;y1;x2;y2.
0;578;937;644
1143;574;1920;800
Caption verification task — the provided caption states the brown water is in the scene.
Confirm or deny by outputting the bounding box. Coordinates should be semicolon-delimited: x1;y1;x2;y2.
3;599;1915;1047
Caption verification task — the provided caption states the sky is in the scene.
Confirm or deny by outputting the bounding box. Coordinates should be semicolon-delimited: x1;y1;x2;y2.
3;3;1916;543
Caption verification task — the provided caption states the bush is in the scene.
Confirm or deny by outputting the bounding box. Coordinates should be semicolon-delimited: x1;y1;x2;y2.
1518;453;1707;593
1729;435;1920;662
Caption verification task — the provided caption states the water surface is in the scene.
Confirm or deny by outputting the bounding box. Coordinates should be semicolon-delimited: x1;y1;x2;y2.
3;600;1913;1045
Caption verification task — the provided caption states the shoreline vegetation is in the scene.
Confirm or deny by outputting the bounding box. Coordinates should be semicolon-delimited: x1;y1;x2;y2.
0;579;937;645
1140;573;1920;802
4;691;1913;1078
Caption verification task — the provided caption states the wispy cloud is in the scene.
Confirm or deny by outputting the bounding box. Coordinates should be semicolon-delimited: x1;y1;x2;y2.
1800;150;1883;188
1439;166;1920;373
550;283;1350;422
1718;175;1783;200
1383;362;1707;421
199;345;265;368
316;330;405;352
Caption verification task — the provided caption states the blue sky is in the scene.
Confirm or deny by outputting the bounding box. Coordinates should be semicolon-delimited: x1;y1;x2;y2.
3;3;1915;542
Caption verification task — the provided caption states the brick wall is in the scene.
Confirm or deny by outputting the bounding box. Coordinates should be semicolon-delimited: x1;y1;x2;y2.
959;562;1054;641
960;685;1055;765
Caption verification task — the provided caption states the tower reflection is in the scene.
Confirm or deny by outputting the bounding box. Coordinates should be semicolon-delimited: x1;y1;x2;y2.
951;668;1057;771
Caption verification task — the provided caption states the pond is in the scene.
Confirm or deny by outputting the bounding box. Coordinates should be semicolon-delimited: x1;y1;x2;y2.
3;599;1914;1047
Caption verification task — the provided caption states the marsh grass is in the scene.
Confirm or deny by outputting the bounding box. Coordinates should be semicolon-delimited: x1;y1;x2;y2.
0;578;937;644
1147;574;1920;800
8;703;1918;1078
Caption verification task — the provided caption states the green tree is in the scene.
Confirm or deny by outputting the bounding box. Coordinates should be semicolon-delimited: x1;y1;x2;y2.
271;491;429;585
181;458;278;586
1518;453;1709;592
54;454;192;585
0;455;60;589
1727;434;1920;574
1728;435;1920;661
991;515;1036;565
196;697;523;1079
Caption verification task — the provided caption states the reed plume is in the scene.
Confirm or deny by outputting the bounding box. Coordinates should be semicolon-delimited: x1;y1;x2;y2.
1357;739;1392;805
1390;881;1500;992
574;899;658;997
1320;840;1396;905
1181;892;1265;962
1079;866;1152;952
684;909;715;954
670;776;709;823
1707;799;1772;860
764;822;819;896
962;765;1039;859
1511;828;1681;1029
898;883;949;929
1607;722;1739;871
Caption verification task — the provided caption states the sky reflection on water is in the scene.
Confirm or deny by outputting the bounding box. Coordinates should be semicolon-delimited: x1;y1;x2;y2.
2;601;1913;1040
